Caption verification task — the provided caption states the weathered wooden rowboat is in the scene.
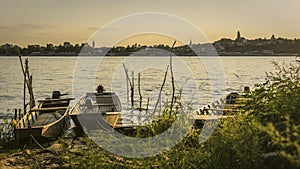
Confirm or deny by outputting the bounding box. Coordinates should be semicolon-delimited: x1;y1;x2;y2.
70;91;122;133
14;96;74;139
192;92;248;123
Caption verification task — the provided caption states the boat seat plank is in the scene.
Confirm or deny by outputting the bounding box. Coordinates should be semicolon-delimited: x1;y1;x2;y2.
38;98;74;102
103;113;120;127
92;103;115;106
203;108;242;112
194;115;235;120
104;112;121;115
30;107;68;112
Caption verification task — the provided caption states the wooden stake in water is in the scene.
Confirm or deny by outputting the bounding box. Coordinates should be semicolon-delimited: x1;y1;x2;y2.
131;71;134;107
146;97;149;113
138;73;142;110
19;56;26;112
19;56;36;112
123;64;129;103
170;40;176;112
153;65;169;114
122;63;137;108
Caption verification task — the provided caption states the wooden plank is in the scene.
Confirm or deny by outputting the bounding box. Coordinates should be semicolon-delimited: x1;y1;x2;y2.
92;103;115;106
194;115;235;120
203;108;242;112
38;98;74;102
235;98;251;101
114;124;136;128
104;112;121;115
103;112;120;127
31;112;61;127
225;104;245;107
30;106;68;112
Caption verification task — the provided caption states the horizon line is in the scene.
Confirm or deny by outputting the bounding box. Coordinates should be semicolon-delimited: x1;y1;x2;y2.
2;33;299;48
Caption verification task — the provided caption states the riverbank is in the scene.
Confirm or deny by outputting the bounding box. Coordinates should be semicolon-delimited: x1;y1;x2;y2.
0;58;299;169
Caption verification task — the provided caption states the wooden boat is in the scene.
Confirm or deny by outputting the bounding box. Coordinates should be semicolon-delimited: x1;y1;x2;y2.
192;91;249;125
70;91;122;133
14;92;74;139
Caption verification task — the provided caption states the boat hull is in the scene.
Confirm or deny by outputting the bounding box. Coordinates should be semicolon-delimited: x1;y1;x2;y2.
70;92;121;133
15;98;73;139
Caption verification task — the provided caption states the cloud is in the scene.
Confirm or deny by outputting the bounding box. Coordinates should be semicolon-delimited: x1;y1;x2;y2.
16;23;51;29
0;23;51;32
17;23;51;30
88;26;116;32
88;27;99;31
0;26;10;30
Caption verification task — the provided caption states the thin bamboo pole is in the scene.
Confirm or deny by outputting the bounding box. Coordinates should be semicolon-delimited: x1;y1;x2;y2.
170;40;176;112
18;109;21;120
126;68;129;103
138;73;142;110
146;97;149;113
131;71;134;107
153;65;169;114
19;56;26;112
25;59;35;108
19;56;35;111
14;109;17;121
122;63;132;105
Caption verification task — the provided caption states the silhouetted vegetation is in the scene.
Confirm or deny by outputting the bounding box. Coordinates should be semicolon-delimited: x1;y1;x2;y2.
2;34;300;56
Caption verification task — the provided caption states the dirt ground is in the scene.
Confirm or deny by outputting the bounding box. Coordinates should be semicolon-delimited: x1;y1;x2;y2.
0;136;89;169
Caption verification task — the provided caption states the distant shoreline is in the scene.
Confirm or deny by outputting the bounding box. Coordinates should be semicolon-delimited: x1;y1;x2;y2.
1;32;300;57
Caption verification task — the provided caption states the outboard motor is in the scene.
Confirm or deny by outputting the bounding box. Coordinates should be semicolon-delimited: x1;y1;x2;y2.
52;91;61;99
97;85;105;94
226;92;239;104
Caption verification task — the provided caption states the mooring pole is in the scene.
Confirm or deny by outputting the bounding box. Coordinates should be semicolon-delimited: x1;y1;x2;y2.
19;56;26;113
138;73;142;110
153;65;169;114
122;63;132;106
170;40;176;112
146;97;149;113
14;109;17;121
131;71;134;107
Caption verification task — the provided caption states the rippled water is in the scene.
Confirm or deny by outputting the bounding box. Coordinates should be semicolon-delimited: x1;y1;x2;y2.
0;56;295;117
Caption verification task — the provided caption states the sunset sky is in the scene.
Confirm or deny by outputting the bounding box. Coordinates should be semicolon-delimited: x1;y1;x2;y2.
0;0;299;47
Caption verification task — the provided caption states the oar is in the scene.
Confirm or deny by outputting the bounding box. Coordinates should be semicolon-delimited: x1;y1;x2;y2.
60;93;68;96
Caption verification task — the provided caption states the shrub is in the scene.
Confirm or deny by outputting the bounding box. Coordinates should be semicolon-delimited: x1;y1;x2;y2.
245;62;300;167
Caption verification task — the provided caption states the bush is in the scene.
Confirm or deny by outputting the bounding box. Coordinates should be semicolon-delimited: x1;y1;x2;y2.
245;62;300;167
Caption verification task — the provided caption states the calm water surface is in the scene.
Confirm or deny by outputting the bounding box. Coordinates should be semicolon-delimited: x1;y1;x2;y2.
0;56;295;119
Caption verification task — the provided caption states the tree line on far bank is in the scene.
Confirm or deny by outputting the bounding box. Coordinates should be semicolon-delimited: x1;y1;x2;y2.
2;36;300;56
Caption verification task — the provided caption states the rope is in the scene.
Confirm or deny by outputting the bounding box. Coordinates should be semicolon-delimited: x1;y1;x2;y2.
30;134;46;150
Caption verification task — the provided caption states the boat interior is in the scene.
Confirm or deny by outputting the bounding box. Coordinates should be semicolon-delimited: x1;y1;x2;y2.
16;98;71;129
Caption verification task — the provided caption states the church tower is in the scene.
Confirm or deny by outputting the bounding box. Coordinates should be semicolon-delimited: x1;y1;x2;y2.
236;31;241;40
92;40;95;49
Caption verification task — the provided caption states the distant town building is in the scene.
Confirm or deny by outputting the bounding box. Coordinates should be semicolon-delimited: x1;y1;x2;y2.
235;31;247;45
189;39;193;47
92;40;95;49
270;35;276;41
236;31;241;40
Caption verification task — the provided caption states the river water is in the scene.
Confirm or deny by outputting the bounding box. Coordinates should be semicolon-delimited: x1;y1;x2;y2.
0;56;296;120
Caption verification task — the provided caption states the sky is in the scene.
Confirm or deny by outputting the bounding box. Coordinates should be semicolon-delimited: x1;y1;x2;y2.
0;0;300;47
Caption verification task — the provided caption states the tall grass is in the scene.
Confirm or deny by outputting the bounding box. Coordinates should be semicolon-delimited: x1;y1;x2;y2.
58;62;300;169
